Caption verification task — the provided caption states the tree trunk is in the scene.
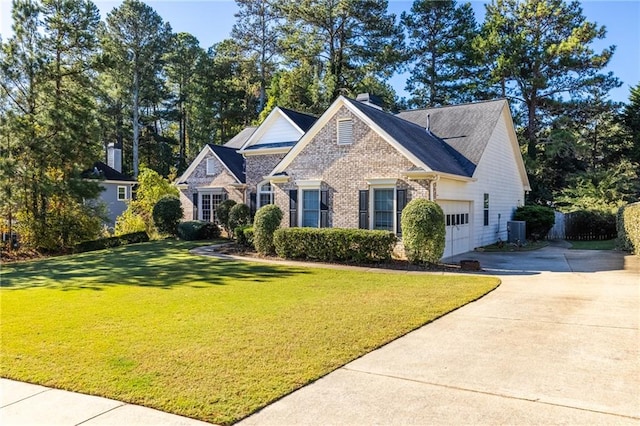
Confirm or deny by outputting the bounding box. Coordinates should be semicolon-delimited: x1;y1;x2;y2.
132;66;140;179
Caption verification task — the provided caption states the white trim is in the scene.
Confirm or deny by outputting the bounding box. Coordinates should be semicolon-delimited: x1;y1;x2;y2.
369;185;396;232
366;178;398;186
296;179;323;189
501;103;531;191
206;157;216;175
257;180;274;209
299;187;321;228
266;175;290;184
117;185;127;201
101;180;136;185
240;147;291;156
196;187;226;194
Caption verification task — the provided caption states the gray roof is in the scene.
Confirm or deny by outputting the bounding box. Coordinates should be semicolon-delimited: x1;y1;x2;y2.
396;99;507;168
83;161;135;182
224;126;257;149
348;99;476;177
208;144;245;183
279;107;317;132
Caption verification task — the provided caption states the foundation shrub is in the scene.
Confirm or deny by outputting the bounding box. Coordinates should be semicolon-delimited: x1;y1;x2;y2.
177;221;221;241
253;205;283;255
273;228;396;263
513;205;555;240
401;199;445;264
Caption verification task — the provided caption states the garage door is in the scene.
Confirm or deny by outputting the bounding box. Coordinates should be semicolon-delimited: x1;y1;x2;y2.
438;201;472;258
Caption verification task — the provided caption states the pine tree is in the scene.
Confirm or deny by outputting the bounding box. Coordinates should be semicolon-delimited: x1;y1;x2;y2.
101;0;172;178
232;0;281;113
401;0;479;107
477;0;620;160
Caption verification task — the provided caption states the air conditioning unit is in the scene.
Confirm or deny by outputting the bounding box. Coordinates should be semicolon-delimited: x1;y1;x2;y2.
507;221;526;244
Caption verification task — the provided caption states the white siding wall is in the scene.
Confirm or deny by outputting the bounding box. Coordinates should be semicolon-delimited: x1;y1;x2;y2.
437;109;526;251
253;115;302;145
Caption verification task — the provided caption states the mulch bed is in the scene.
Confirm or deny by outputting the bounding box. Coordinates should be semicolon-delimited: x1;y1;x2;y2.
215;243;463;272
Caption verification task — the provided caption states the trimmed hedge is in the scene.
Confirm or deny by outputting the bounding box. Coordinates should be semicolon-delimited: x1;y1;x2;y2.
235;225;254;248
74;231;149;253
564;210;616;241
177;221;221;241
618;202;640;254
400;199;445;264
273;228;396;263
513;205;555;240
253;205;283;255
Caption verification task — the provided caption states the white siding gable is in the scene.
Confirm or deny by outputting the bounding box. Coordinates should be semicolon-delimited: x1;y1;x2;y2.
253;114;302;146
437;107;526;251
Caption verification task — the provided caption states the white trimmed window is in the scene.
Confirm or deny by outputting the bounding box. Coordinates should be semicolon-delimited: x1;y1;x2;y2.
257;182;274;208
302;189;320;227
373;188;394;231
117;186;127;201
199;190;227;223
337;118;353;145
206;157;216;175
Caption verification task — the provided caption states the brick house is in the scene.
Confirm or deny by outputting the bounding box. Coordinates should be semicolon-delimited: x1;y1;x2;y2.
176;95;530;258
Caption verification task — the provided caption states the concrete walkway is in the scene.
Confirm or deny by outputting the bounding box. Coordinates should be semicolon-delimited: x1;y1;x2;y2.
3;243;639;425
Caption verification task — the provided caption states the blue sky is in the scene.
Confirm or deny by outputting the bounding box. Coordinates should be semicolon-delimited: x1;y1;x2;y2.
1;0;638;103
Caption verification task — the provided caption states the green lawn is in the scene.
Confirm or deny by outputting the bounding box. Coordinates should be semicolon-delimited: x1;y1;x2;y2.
1;240;499;425
568;239;617;250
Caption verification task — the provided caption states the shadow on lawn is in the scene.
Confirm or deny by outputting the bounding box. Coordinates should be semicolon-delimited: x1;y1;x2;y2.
0;240;308;290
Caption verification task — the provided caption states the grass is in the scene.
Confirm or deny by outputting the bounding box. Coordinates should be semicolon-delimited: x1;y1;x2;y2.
1;240;499;425
568;239;617;250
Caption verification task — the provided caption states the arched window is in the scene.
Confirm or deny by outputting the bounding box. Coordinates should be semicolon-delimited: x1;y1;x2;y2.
258;182;273;208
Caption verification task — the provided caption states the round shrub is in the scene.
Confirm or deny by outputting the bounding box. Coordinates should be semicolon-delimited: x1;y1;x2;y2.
152;195;183;236
401;199;445;264
235;225;254;248
253;205;283;255
513;205;555;240
229;203;251;237
217;199;237;236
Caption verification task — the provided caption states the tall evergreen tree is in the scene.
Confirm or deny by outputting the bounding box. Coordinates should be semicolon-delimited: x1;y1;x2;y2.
476;0;620;160
622;83;640;164
0;0;104;250
101;0;172;178
401;0;479;107
277;0;403;107
164;32;206;172
232;0;281;113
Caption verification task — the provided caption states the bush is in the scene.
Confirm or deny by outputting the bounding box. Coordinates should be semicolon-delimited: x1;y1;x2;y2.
114;209;146;236
152;195;183;236
564;210;616;241
229;203;251;236
217;199;237;236
74;231;149;253
235;225;254;248
253;205;283;255
618;203;640;254
273;228;396;263
400;199;445;264
177;221;221;241
513;205;555;240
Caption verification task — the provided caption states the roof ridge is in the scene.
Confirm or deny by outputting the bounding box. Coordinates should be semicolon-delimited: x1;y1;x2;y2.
278;106;318;119
398;98;507;114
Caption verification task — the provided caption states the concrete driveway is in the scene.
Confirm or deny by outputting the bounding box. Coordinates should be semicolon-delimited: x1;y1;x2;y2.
240;243;640;425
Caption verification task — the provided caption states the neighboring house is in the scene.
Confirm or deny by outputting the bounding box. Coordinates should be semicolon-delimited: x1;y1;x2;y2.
83;143;136;227
177;95;530;258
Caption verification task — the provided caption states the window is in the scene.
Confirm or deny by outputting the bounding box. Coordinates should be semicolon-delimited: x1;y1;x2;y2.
446;213;469;226
373;188;394;231
117;186;127;201
201;194;212;222
337;119;353;145
258;182;273;208
206;157;216;175
483;193;490;226
199;191;226;223
302;189;320;227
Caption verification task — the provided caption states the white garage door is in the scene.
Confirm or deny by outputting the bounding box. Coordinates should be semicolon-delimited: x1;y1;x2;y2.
438;201;472;258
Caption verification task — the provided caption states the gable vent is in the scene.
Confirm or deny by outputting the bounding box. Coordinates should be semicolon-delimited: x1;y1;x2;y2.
337;119;353;145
